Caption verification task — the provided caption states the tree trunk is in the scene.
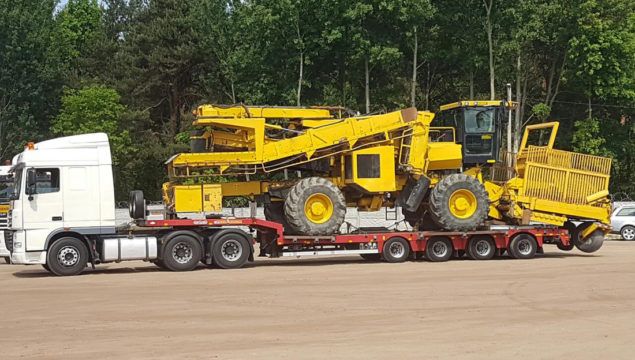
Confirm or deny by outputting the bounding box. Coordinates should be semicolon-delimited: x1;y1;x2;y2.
484;0;495;100
411;26;418;108
513;54;522;153
297;51;303;106
469;70;474;99
230;80;236;104
365;56;370;114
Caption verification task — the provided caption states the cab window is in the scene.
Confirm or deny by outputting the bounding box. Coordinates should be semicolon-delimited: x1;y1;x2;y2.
34;168;60;194
464;108;495;133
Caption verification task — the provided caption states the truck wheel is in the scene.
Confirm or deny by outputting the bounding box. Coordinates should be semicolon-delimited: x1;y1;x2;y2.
212;232;250;269
425;237;453;262
572;223;604;253
620;225;635;241
508;234;537;259
428;174;489;231
359;253;381;261
468;236;496;260
284;177;346;236
382;237;410;263
46;237;89;276
129;190;145;220
162;235;202;271
264;201;294;234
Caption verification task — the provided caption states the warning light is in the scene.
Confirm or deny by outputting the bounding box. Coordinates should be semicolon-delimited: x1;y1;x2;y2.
26;142;35;150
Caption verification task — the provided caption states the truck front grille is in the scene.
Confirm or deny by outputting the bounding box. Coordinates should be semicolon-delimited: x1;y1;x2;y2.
4;230;13;252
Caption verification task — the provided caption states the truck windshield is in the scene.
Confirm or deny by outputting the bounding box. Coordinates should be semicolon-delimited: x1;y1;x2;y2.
0;174;14;201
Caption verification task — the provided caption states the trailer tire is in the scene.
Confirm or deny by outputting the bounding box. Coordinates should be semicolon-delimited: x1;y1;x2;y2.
212;232;250;269
382;237;410;263
129;190;145;220
428;174;488;231
468;236;496;260
425;237;453;262
360;253;381;261
162;235;202;271
46;237;89;276
284;177;346;236
572;223;604;253
508;234;537;259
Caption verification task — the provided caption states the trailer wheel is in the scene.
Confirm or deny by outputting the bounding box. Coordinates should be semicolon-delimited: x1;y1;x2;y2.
572;223;605;253
212;232;251;269
382;237;410;263
284;177;346;236
508;234;537;259
162;235;202;271
425;237;453;262
468;236;496;260
46;237;89;276
360;253;381;261
428;174;489;231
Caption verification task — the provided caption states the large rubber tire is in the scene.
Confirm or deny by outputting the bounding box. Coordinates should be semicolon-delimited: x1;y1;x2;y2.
382;237;410;263
162;235;202;271
129;190;145;220
426;237;453;262
264;201;294;234
284;177;346;236
402;206;440;230
212;232;251;269
467;236;496;260
572;223;604;253
46;237;89;276
620;225;635;241
508;234;537;259
428;174;489;231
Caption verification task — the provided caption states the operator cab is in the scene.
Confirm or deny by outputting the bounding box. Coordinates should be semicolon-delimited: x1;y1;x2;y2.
436;101;511;166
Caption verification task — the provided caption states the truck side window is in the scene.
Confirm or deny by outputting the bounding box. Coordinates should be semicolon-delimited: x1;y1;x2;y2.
617;208;635;216
35;168;60;194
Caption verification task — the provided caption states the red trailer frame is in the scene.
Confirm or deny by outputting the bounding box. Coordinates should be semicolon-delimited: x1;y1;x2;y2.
138;217;570;262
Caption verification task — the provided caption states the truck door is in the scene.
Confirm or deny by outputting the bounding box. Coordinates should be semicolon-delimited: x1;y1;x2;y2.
22;168;64;251
62;166;101;228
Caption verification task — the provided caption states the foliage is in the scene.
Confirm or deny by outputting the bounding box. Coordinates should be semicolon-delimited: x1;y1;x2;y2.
2;0;635;198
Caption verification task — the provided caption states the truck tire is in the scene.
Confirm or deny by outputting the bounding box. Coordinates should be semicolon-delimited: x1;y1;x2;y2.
620;225;635;241
428;174;488;231
508;234;537;259
382;237;410;263
468;236;496;260
162;235;202;271
572;222;604;253
264;201;294;234
425;237;453;262
129;190;145;220
284;177;346;236
46;237;89;276
212;232;251;269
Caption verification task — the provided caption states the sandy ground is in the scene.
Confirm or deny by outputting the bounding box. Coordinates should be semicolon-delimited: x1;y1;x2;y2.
1;241;634;359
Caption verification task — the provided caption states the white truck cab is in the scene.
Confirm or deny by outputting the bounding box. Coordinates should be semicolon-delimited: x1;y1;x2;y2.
7;133;117;267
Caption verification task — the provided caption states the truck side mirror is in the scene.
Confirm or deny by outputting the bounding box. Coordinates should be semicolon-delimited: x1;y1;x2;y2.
25;168;36;198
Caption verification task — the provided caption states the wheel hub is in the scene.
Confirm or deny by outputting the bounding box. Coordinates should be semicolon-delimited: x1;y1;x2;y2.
517;239;532;255
432;242;448;257
58;246;79;267
624;228;635;240
304;193;334;224
389;242;405;258
221;240;243;261
172;242;193;264
448;189;478;219
475;240;490;255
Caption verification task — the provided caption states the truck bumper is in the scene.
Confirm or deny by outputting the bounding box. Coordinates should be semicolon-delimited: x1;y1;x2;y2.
11;251;46;265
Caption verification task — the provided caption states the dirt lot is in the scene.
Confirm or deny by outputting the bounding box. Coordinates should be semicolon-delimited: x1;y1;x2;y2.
1;241;634;359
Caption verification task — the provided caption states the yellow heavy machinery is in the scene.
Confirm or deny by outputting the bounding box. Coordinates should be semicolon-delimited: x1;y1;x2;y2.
159;102;611;252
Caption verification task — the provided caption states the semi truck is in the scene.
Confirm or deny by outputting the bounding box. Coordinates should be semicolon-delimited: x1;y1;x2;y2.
4;133;585;275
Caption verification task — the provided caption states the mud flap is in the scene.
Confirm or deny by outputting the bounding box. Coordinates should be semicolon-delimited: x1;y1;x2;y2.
400;177;431;213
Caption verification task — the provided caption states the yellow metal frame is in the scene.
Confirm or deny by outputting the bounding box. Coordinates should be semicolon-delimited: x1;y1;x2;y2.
439;100;517;111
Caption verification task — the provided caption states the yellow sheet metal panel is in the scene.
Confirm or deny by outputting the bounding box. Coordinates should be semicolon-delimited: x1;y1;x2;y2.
426;142;462;170
345;146;397;193
197;105;333;119
439;100;514;111
173;184;222;213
